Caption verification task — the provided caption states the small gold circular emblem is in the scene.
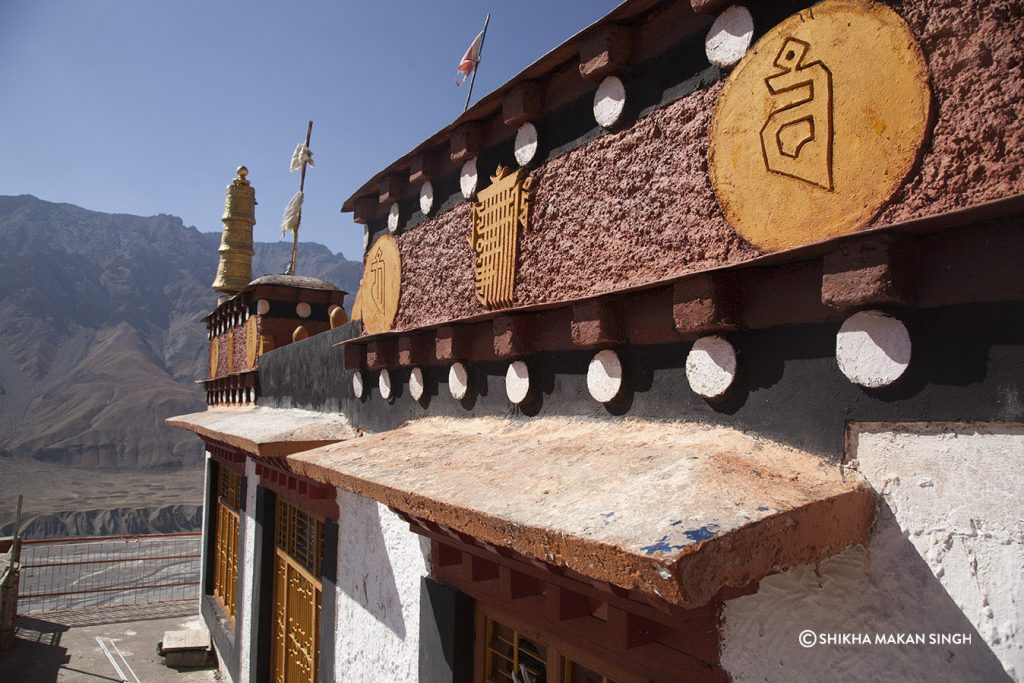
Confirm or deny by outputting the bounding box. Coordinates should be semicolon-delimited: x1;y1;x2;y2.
356;235;402;334
245;315;259;369
709;0;931;251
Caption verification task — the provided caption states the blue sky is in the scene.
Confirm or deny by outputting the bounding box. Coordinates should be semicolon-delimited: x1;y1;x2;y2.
0;1;620;261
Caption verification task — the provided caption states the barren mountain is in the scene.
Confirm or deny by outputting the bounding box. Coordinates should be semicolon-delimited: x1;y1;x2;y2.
0;194;360;478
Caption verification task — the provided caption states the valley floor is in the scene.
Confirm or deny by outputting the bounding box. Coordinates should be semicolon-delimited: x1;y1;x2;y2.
0;460;204;537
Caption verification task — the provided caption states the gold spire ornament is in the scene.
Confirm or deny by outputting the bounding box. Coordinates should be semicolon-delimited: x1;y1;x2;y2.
212;166;256;295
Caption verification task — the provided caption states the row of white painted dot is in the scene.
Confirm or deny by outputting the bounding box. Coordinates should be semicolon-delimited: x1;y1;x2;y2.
369;5;756;248
350;310;911;404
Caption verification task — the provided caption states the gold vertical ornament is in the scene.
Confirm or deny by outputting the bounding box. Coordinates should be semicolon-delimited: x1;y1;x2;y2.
212;166;257;295
468;165;533;309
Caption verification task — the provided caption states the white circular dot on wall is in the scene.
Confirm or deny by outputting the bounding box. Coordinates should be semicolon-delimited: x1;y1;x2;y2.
460;158;479;199
594;76;626;129
419;181;434;215
257;299;270;315
505;361;530;404
409;367;425;401
588;349;623;403
449;362;469;400
352;370;365;398
514;123;539;167
686;335;738;399
387;202;400;232
296;302;311;319
379;369;393;400
704;5;754;68
836;310;911;388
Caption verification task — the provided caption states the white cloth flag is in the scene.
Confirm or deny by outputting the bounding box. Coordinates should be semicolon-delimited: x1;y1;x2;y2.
281;190;304;237
289;142;314;173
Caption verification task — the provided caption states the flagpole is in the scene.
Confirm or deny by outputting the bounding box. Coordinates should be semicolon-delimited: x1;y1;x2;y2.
464;13;490;112
287;120;313;275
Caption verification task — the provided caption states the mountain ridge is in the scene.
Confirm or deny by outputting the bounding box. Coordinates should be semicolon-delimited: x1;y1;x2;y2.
0;194;361;470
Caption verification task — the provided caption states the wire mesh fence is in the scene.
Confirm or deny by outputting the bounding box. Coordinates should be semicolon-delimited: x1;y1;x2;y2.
17;533;201;614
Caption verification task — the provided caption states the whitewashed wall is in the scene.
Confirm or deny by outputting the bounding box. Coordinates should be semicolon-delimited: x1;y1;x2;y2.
237;459;258;682
721;423;1023;682
334;489;431;682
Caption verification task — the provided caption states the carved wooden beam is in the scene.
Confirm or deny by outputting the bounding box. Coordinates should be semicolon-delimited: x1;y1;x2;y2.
352;196;378;224
579;25;633;81
545;584;591;622
606;605;657;649
409;152;440;184
502;82;545;126
366;338;398;369
821;236;915;312
499;566;544;602
450;123;483;163
571;300;624;347
378;175;405;205
672;273;741;338
464;553;499;583
342;343;366;370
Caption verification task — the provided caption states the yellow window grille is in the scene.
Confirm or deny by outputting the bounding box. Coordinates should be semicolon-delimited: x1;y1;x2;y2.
271;498;323;683
212;466;241;624
484;616;548;683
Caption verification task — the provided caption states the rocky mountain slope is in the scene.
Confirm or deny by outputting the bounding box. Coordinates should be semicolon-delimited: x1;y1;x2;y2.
0;194;361;473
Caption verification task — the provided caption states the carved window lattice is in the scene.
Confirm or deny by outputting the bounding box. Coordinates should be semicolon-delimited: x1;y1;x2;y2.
271;498;323;683
212;466;241;624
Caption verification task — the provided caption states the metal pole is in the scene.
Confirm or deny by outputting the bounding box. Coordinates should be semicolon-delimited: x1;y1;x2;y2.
463;14;491;112
12;495;22;562
287;120;313;275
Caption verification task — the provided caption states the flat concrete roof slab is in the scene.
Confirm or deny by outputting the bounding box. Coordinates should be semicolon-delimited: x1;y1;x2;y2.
166;406;357;457
289;416;874;609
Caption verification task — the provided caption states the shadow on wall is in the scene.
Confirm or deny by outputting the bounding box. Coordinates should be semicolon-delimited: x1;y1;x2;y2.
337;492;407;639
719;499;1012;682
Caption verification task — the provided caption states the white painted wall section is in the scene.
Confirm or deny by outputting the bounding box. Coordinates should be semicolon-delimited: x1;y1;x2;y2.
335;489;430;682
238;458;258;682
721;422;1023;682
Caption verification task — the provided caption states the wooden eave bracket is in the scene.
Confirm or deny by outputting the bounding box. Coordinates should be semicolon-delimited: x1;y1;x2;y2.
493;314;537;358
571;299;625;347
342;343;366;371
821;236;917;312
502;82;545;126
379;174;406;205
398;333;433;366
352;196;379;225
436;325;471;361
450;123;483;163
672;273;742;338
409;152;440;184
579;24;634;81
366;338;398;369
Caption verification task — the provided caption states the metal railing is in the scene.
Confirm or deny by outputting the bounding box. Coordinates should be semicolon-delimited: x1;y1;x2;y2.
17;533;201;614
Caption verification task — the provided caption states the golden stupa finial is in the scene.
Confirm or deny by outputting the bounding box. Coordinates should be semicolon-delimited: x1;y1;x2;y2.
212;165;256;296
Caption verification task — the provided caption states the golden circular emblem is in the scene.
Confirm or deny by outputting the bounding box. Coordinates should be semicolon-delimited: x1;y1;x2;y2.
709;0;931;251
245;315;259;369
356;235;402;334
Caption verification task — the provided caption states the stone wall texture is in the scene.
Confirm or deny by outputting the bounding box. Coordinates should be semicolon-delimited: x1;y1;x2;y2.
720;422;1023;681
389;0;1024;332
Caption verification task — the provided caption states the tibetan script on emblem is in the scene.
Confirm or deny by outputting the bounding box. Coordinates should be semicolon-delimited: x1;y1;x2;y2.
468;165;533;309
760;37;834;191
